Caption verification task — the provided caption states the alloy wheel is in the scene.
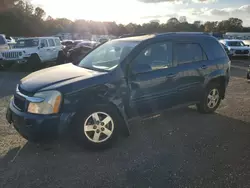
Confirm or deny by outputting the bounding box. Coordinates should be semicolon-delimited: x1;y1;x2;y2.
207;88;220;109
84;112;114;143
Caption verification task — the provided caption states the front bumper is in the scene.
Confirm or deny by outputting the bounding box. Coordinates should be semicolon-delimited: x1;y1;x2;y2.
6;99;73;141
0;58;28;65
231;52;250;57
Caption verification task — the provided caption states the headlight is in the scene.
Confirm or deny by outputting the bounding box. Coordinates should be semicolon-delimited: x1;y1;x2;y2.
18;52;22;56
28;90;62;114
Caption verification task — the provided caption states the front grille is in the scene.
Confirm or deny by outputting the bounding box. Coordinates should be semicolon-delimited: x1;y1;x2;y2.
2;51;20;59
235;50;249;54
13;95;26;111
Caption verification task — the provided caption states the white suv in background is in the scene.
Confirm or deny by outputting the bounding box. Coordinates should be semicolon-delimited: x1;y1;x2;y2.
0;37;65;69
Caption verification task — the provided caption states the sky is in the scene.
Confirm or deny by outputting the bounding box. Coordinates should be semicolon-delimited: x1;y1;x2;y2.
31;0;250;26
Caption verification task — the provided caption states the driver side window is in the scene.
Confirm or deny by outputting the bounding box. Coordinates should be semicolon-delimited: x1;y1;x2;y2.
134;42;173;71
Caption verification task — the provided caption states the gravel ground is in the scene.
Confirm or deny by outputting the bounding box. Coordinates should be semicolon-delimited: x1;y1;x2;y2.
1;60;250;188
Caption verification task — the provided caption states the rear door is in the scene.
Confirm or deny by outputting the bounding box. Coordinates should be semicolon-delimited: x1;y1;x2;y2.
48;38;57;60
128;41;179;116
54;38;62;57
173;42;207;104
39;39;50;62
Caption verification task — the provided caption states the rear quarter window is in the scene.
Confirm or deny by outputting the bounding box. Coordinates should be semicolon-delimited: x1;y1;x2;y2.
55;39;61;46
204;38;227;59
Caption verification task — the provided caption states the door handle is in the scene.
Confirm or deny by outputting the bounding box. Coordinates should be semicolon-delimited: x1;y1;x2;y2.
201;65;207;69
166;73;176;78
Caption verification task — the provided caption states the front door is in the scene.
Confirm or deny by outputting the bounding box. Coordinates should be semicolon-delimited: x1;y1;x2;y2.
128;41;178;116
173;42;207;104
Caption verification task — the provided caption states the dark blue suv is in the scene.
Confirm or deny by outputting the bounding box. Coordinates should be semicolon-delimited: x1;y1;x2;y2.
6;33;230;148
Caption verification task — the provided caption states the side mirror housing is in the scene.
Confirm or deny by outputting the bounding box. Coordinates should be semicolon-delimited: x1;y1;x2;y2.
131;63;151;74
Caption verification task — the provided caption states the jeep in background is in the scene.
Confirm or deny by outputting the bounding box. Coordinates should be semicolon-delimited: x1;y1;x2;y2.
6;33;230;149
0;37;65;70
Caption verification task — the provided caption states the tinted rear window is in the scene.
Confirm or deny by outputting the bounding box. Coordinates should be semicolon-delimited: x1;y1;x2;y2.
0;35;6;45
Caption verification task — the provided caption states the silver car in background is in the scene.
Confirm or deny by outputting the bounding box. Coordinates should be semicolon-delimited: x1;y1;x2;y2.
220;39;250;58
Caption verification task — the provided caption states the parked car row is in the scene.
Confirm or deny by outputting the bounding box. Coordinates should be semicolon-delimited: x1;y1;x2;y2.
0;36;102;70
0;37;65;70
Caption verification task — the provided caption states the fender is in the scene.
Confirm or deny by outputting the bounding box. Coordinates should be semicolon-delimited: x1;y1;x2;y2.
63;84;130;136
204;68;227;86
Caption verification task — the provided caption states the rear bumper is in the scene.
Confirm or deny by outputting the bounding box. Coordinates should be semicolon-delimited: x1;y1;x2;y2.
6;99;74;141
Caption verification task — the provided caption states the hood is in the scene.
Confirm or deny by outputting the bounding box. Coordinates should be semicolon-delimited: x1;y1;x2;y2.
19;63;106;93
7;47;38;53
228;46;250;50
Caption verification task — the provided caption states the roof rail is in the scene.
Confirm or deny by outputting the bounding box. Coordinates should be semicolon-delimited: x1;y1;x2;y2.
156;32;210;36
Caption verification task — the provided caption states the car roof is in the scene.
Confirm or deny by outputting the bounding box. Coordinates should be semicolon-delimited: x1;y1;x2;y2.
114;32;213;43
220;39;243;42
17;37;60;40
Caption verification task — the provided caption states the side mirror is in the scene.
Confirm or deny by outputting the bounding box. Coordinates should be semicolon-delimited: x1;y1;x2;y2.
246;45;250;47
40;43;45;48
131;63;152;74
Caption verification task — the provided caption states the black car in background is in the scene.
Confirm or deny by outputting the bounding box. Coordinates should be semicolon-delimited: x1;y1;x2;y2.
67;41;99;64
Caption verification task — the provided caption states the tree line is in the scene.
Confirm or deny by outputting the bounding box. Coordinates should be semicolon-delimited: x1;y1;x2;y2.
0;0;250;37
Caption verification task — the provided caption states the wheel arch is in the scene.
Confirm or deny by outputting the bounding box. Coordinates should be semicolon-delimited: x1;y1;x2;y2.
206;75;227;99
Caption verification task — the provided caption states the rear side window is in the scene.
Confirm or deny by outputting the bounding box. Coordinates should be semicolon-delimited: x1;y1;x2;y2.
0;35;6;45
55;39;61;46
48;39;55;47
174;43;205;65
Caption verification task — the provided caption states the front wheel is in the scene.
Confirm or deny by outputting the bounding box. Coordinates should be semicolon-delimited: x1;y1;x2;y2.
72;105;122;149
27;54;42;71
197;83;222;113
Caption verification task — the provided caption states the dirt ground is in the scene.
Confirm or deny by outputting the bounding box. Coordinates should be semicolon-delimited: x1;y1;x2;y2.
1;60;250;187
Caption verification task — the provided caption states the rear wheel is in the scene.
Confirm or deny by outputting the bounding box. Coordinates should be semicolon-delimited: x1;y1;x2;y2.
56;51;66;65
197;83;222;113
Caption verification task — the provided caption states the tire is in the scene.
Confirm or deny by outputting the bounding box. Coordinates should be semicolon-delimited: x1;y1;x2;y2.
247;72;250;80
27;54;41;71
72;104;122;149
56;51;66;65
196;83;222;113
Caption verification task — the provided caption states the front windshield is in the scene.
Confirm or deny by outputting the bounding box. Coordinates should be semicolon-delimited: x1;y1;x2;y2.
14;39;39;48
78;40;139;71
227;41;246;47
